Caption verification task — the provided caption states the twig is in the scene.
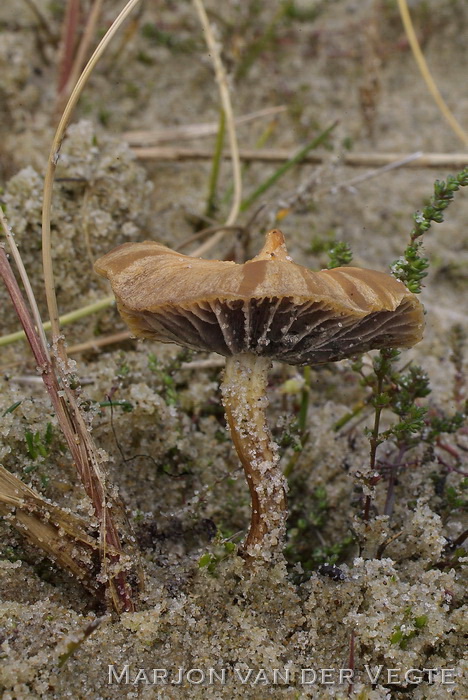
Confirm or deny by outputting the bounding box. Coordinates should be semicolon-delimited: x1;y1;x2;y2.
123;106;286;146
375;530;404;559
57;0;81;95
67;330;132;355
346;630;355;696
130;147;468;169
0;465;101;592
0;209;49;356
176;224;244;252
0;295;115;348
191;0;242;256
180;358;225;370
397;0;468;147
57;0;105;114
450;528;468;549
0;239;139;613
5;375;45;385
57;616;108;667
363;354;388;522
328;152;423;194
42;0;143;359
383;445;407;517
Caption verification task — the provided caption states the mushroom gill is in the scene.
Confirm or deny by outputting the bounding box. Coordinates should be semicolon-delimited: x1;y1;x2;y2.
94;230;424;364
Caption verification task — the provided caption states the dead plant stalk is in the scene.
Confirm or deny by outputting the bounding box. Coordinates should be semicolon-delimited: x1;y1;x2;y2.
0;243;138;612
129;148;468;169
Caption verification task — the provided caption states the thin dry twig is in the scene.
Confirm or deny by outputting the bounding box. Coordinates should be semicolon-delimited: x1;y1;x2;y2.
176;224;244;252
130;147;468;169
67;330;132;355
57;0;105;114
191;0;242;256
123;106;286;146
0;465;101;592
0;236;139;613
57;0;81;95
328;152;423;193
0;209;49;357
397;0;468;147
42;0;143;358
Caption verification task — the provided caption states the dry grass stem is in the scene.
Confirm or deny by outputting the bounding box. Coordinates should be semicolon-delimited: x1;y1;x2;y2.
42;0;143;355
176;224;244;252
327;152;423;194
56;0;105;114
0;295;115;349
397;0;468;147
0;465;101;592
0;246;139;613
0;208;49;356
56;0;80;95
67;331;133;355
180;358;225;371
130;147;468;169
123;106;286;146
191;0;242;256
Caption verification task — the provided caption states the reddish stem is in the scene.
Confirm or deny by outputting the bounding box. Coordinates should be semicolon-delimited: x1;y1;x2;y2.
0;245;136;612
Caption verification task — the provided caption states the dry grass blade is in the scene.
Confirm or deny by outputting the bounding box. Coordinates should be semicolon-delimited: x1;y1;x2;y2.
397;0;468;147
0;295;115;349
67;330;132;355
191;0;242;256
56;0;81;95
56;0;105;115
31;0;144;613
0;465;101;591
0;243;140;613
42;0;143;355
130;147;468;169
123;106;286;146
0;208;49;356
326;152;423;195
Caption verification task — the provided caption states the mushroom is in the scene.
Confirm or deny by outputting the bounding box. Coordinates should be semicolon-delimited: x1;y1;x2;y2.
94;230;424;558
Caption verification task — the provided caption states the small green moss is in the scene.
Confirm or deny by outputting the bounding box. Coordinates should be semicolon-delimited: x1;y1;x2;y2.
198;553;213;568
390;629;404;644
414;614;428;629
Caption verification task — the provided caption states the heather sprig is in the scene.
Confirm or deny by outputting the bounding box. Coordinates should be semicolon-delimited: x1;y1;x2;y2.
391;167;468;293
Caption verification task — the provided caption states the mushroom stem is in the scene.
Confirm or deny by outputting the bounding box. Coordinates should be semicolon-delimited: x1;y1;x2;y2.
221;352;287;557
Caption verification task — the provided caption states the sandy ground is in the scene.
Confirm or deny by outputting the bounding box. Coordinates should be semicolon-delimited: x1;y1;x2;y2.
0;1;467;698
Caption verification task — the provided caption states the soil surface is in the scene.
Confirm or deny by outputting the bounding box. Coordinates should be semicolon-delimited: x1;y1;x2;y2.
0;2;467;699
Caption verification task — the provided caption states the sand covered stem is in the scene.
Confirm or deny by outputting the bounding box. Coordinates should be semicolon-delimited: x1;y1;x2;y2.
221;352;287;557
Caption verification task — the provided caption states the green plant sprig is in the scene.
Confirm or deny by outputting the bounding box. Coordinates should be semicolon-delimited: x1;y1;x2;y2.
326;241;353;269
240;121;338;213
391;166;468;293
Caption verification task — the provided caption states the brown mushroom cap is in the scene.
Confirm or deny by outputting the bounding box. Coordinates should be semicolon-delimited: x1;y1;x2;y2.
94;230;424;364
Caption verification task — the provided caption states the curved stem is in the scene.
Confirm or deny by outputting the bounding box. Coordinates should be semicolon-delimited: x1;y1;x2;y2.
397;0;468;147
222;353;287;557
42;0;142;354
191;0;242;257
